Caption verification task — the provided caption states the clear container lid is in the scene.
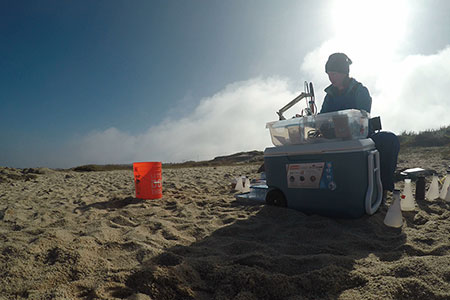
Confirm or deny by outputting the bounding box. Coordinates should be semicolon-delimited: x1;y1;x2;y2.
266;109;370;146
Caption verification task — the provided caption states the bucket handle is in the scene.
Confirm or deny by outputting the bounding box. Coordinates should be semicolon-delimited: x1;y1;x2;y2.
365;150;383;215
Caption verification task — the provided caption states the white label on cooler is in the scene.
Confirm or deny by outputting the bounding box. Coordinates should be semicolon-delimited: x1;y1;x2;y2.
286;162;325;189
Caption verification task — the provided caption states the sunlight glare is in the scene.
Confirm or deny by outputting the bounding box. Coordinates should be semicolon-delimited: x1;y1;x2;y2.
330;0;408;67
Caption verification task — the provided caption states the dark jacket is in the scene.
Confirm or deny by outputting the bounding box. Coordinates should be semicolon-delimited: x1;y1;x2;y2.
320;78;372;114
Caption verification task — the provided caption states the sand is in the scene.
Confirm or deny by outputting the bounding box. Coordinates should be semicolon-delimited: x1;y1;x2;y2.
1;149;450;300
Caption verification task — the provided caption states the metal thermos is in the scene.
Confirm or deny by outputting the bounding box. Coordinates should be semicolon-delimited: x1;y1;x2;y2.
415;176;425;200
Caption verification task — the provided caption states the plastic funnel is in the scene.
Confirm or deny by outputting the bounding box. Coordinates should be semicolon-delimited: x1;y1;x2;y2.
234;176;244;192
243;177;251;193
401;179;415;211
445;186;450;202
439;172;450;200
384;190;403;228
426;175;440;200
133;162;162;199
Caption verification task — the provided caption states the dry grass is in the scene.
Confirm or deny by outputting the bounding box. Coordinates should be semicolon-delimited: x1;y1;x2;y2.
399;125;450;148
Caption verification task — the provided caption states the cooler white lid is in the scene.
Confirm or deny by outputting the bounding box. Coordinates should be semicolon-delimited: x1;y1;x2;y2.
264;138;375;157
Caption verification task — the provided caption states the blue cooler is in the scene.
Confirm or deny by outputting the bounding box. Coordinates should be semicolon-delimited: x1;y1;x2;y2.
264;138;382;218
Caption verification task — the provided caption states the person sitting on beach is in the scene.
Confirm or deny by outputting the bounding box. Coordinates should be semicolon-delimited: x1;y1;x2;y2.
321;52;400;202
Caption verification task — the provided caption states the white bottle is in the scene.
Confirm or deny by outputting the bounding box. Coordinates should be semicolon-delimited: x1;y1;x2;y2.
439;170;450;200
401;179;415;211
384;190;403;228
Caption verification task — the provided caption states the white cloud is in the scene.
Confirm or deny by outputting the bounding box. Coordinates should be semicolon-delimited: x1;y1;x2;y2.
375;47;450;133
63;77;298;166
62;46;450;167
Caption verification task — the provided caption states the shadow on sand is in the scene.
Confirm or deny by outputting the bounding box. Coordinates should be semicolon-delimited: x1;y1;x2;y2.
110;197;409;300
74;197;146;212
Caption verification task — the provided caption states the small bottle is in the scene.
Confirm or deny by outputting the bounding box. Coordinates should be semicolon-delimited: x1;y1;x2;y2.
415;176;425;201
401;179;415;211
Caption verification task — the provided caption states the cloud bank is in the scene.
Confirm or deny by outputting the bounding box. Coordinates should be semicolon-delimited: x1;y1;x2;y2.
56;45;450;168
58;77;297;167
19;44;447;168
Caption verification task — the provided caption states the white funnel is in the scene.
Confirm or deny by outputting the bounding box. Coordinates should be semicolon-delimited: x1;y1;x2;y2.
401;179;415;211
445;185;450;202
384;190;403;228
426;175;440;200
242;177;251;193
439;172;450;200
234;177;244;192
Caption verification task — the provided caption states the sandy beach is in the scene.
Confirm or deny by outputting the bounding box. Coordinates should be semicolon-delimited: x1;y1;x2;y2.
1;147;450;300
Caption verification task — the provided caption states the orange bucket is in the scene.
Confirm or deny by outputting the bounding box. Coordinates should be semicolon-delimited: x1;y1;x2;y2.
133;162;162;199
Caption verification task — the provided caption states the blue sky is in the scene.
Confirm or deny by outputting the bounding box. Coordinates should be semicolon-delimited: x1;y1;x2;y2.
1;0;450;168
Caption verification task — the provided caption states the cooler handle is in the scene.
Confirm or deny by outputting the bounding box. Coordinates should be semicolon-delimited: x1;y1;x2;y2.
365;150;383;215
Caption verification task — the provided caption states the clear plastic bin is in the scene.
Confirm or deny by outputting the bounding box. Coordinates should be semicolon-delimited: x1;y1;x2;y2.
266;109;369;146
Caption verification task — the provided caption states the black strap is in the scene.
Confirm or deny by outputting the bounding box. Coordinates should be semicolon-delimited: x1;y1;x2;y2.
369;116;382;135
